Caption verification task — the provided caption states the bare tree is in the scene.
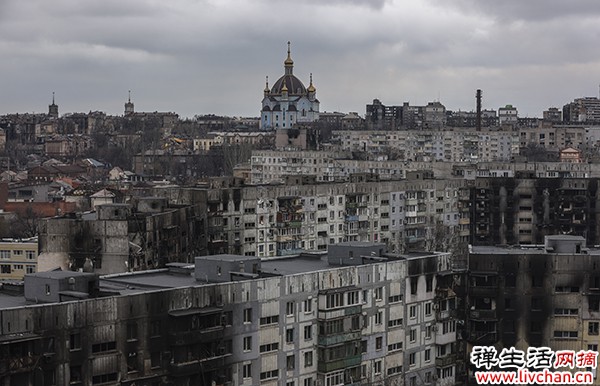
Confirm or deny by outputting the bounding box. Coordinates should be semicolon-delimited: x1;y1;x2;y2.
10;206;42;238
221;143;252;175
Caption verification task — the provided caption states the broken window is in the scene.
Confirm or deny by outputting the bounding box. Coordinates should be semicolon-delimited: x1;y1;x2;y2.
426;275;433;292
410;278;418;295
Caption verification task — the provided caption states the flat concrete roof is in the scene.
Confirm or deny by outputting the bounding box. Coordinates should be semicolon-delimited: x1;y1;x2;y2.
26;271;98;280
546;235;586;241
100;270;197;294
0;250;436;310
0;293;30;309
471;245;600;255
331;241;386;248
261;255;330;276
196;254;259;262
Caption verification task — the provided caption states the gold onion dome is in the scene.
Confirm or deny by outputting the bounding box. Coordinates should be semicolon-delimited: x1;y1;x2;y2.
284;41;294;66
307;73;316;92
270;41;307;95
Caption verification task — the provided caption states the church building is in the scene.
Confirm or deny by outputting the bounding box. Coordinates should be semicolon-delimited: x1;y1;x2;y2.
260;42;319;130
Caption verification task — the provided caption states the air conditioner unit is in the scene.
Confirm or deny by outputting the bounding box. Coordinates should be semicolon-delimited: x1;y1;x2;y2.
432;304;439;310
432;325;439;332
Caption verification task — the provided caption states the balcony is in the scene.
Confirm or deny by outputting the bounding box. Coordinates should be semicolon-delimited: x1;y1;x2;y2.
276;235;296;242
318;331;361;346
317;354;361;373
436;354;457;368
277;221;302;228
168;326;225;346
469;331;497;345
2;355;41;374
436;309;457;321
470;287;498;297
345;228;359;236
169;352;231;376
469;309;498;321
345;215;359;222
318;305;362;320
405;236;425;244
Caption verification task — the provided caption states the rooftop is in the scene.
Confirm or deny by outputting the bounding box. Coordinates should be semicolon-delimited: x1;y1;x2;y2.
196;254;258;262
100;268;197;294
261;254;330;276
1;245;441;310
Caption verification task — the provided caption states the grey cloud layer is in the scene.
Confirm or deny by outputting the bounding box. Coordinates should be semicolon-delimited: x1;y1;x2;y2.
1;0;599;117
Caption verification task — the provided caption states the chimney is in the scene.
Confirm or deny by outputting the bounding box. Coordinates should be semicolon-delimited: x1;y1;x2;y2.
476;89;482;131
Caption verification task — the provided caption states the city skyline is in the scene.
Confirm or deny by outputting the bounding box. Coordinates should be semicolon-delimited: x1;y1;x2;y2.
1;0;600;118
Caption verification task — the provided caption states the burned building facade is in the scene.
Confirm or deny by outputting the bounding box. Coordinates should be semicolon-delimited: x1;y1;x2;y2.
204;177;468;257
0;246;464;386
468;177;600;246
37;197;207;275
466;235;600;382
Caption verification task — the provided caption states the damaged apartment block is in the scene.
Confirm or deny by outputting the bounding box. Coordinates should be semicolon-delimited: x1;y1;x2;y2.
0;242;466;386
467;235;600;382
37;196;207;275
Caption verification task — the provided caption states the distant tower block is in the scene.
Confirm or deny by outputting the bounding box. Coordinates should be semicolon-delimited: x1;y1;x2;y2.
125;90;134;115
48;92;59;118
476;89;482;131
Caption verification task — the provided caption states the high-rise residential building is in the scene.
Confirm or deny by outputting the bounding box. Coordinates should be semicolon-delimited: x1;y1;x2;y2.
543;107;562;123
498;105;518;125
563;97;600;123
365;99;402;130
331;130;519;163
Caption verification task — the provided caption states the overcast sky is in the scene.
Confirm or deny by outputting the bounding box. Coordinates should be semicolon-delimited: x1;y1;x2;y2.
1;0;600;118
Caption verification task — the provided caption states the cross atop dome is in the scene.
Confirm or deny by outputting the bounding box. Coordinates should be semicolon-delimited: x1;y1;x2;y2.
284;41;294;75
